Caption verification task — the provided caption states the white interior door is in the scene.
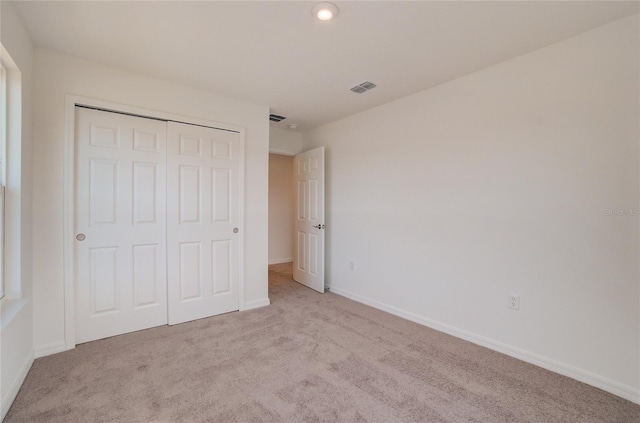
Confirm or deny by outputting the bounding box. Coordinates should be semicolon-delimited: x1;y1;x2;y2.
293;147;325;293
166;122;242;325
75;107;168;344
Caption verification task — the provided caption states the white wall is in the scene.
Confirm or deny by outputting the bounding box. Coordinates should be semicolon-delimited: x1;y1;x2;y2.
31;48;270;356
269;126;306;156
305;15;640;403
0;1;34;419
269;154;294;264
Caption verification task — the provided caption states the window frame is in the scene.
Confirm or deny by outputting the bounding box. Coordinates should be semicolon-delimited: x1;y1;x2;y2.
0;64;6;183
0;46;22;302
0;63;6;300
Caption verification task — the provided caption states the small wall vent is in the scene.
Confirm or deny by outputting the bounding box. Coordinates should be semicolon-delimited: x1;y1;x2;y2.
350;81;377;94
269;114;287;122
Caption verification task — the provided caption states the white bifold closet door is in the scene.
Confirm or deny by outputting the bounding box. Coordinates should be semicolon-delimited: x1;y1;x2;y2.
75;108;242;344
166;122;241;325
75;108;169;344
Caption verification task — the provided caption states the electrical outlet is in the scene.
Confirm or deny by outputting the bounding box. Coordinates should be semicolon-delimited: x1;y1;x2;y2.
350;261;356;271
508;293;520;310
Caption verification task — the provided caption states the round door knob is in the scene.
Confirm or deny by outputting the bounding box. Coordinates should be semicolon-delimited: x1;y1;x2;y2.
233;227;239;233
76;233;86;241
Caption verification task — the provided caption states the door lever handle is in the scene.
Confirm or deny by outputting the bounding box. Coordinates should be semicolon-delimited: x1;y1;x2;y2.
312;224;326;229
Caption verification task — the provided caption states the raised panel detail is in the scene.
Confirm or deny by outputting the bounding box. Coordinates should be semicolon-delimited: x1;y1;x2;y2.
212;139;231;159
133;130;159;152
179;135;201;156
133;244;158;307
212;169;231;222
309;179;318;220
179;165;200;223
133;162;157;224
90;159;118;226
309;233;318;276
297;159;309;175
179;242;202;301
297;232;306;271
212;240;231;294
90;247;119;314
90;124;119;148
297;181;307;220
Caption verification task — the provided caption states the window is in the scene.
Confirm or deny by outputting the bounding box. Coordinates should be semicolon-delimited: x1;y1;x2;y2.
0;64;5;179
0;63;6;299
0;46;20;301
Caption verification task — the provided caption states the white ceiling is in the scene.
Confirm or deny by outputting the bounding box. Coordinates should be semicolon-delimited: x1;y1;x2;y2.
10;1;640;131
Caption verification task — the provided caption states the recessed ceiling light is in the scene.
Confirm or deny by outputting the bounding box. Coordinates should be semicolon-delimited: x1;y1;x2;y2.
312;2;339;21
288;124;298;130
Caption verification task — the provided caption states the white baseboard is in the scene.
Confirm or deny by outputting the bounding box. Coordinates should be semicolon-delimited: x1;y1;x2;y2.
268;258;293;265
329;286;640;405
241;298;271;311
1;349;34;421
34;341;68;358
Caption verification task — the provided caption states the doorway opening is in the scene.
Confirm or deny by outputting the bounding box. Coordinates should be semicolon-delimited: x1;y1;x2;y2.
268;153;295;266
268;147;326;293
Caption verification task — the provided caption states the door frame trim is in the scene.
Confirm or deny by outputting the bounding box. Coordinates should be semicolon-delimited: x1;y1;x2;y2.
63;94;246;351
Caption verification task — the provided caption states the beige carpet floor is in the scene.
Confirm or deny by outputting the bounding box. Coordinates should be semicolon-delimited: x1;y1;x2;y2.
5;263;640;422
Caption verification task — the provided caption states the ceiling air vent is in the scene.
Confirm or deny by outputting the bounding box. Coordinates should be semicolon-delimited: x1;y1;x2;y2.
350;81;377;94
269;114;287;122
